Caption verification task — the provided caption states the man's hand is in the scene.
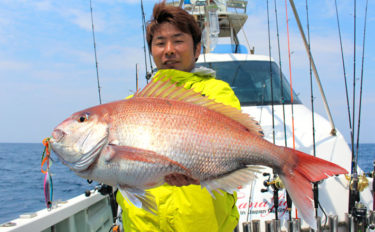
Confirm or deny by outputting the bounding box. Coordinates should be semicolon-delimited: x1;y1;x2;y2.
164;173;200;187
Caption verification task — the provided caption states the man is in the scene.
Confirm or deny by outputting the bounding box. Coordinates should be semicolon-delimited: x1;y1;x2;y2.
117;2;241;231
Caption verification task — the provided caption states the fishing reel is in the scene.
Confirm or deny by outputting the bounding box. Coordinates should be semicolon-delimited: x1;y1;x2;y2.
345;173;369;192
351;202;369;231
146;72;152;81
261;172;285;219
261;172;284;193
146;68;157;81
85;183;113;197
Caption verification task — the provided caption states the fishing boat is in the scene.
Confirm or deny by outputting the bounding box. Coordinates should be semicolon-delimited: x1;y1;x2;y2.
179;1;374;231
1;0;373;231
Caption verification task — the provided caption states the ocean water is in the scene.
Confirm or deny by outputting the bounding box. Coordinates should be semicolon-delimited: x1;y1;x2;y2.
0;143;374;224
0;143;90;224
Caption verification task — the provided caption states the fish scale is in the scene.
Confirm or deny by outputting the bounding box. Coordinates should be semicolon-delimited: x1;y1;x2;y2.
111;98;246;175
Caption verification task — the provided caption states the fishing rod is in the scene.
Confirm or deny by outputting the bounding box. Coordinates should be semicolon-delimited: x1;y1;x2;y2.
334;0;358;216
355;0;368;173
266;0;275;145
265;0;280;223
348;0;360;214
334;0;352;146
141;0;153;83
89;0;102;105
349;0;369;216
274;0;286;149
304;0;320;219
284;0;297;221
88;3;121;227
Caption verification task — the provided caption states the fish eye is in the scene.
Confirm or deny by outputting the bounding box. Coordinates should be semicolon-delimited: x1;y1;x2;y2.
78;113;89;123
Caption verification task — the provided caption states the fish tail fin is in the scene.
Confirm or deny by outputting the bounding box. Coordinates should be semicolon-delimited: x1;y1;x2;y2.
279;147;348;229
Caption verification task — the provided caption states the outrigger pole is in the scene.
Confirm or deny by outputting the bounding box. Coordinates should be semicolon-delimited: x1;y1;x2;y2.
288;0;336;135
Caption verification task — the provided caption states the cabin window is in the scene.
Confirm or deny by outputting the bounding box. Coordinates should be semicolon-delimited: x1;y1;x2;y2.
198;60;301;106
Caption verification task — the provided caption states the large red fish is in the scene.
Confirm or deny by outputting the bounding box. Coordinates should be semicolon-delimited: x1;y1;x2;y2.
50;73;347;228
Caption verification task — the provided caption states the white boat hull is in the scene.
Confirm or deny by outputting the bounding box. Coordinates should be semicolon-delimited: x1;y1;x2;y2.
236;104;374;231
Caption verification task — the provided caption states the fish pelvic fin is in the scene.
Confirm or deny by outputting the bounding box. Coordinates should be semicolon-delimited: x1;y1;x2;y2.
134;70;264;137
279;147;348;229
118;186;157;215
201;166;263;196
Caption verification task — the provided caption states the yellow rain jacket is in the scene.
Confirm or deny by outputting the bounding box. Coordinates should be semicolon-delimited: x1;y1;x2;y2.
117;68;241;232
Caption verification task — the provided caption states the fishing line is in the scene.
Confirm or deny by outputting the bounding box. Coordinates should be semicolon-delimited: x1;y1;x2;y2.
89;0;102;105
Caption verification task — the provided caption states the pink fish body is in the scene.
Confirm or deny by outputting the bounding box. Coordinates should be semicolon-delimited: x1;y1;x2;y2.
50;75;347;228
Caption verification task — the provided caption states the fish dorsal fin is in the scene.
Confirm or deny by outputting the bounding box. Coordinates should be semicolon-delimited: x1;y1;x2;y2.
135;73;264;137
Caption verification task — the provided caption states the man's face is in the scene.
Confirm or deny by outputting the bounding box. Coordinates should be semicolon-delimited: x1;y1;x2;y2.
151;22;201;72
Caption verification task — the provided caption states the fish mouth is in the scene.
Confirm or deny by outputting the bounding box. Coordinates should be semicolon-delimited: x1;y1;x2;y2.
52;135;108;172
51;129;66;142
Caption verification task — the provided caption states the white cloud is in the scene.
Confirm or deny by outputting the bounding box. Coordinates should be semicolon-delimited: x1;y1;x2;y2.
0;60;32;72
33;0;53;11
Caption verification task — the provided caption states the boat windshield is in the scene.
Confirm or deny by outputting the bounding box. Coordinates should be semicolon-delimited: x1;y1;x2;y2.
198;60;301;106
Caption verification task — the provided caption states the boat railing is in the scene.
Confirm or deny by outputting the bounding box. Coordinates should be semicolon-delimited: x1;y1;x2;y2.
167;0;248;14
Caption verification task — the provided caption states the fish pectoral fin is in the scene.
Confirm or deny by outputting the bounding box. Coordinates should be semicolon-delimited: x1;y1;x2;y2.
201;166;263;195
104;144;192;176
118;185;157;214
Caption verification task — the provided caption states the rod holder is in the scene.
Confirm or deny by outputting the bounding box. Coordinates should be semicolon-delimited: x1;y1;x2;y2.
242;222;251;232
294;218;301;232
345;213;355;232
252;220;260;232
265;220;272;232
352;202;368;231
287;220;293;232
310;216;322;232
242;220;260;232
328;215;338;232
369;210;375;225
368;210;375;231
272;219;281;232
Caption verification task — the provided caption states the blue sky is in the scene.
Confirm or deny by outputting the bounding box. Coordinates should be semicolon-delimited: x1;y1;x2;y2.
0;0;373;144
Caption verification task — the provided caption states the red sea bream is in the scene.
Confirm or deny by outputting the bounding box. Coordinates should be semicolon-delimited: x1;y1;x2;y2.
50;73;347;228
